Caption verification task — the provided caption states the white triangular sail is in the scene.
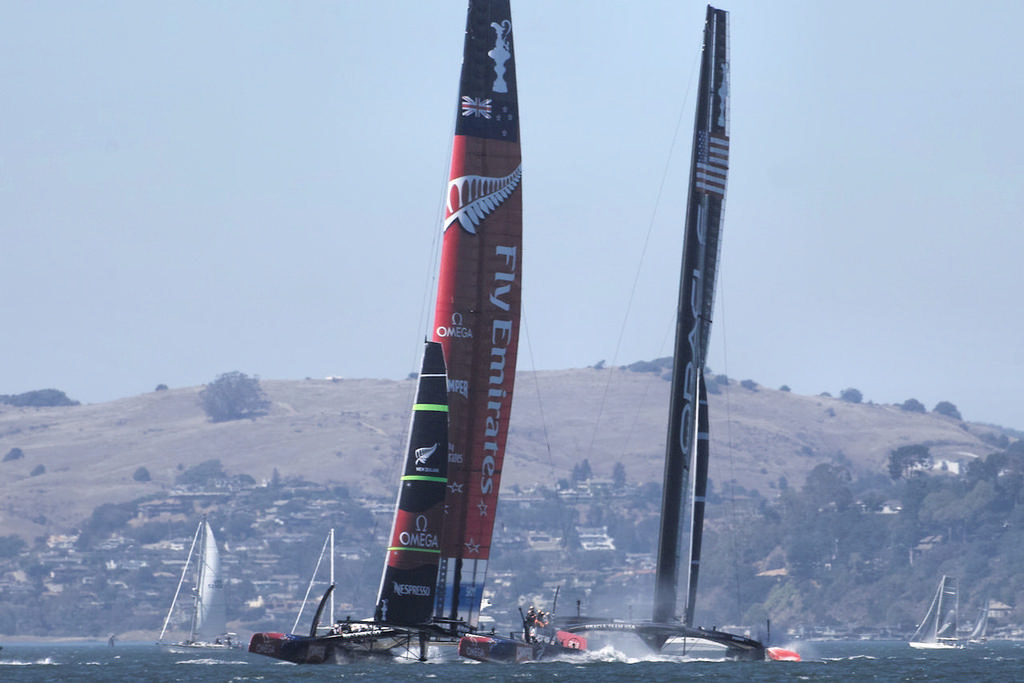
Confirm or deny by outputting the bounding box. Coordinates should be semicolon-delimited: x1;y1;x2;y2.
910;575;961;649
191;520;227;643
968;598;989;642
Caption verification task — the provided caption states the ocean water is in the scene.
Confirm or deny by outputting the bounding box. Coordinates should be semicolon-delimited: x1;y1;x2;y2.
2;639;1023;683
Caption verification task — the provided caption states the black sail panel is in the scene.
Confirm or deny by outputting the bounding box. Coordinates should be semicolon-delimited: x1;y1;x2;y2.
375;341;449;626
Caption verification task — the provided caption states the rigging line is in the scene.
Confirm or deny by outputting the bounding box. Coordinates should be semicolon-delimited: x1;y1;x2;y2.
517;304;573;534
616;318;678;490
416;86;459;347
714;278;747;623
582;48;702;464
159;521;202;642
387;80;461;496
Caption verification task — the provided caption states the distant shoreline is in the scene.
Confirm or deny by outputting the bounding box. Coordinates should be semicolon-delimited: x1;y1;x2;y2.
1;634;152;645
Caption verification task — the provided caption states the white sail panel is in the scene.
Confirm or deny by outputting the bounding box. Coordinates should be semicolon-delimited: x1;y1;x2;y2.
193;520;227;643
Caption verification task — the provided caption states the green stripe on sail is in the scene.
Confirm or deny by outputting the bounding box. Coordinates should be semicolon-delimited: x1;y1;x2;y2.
413;403;448;412
400;475;448;483
387;546;442;554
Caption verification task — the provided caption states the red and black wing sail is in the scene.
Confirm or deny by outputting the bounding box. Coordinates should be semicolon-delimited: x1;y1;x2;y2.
431;0;522;631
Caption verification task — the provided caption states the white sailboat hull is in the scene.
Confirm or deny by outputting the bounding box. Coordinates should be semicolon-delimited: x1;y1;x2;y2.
159;640;239;653
908;641;963;650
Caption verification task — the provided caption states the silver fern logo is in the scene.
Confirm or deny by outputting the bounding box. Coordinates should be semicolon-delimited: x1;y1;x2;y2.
415;443;437;466
443;165;522;234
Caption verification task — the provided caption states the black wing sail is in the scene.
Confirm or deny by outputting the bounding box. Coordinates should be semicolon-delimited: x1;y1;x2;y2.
652;4;729;628
375;341;449;626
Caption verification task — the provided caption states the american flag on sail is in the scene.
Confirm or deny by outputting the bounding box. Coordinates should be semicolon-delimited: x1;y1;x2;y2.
695;130;729;198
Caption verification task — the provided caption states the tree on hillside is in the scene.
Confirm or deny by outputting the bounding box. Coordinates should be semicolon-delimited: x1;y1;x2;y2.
0;389;79;407
933;401;962;420
176;459;228;486
199;371;270;422
612;462;626;490
571;459;592;485
802;463;853;511
839;388;863;404
77;502;138;549
900;398;926;413
0;535;26;558
888;444;931;479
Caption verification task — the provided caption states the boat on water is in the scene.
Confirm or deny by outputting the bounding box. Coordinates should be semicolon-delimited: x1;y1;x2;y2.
461;5;797;664
157;518;239;651
968;598;989;644
249;0;524;663
910;575;963;649
249;342;453;663
459;597;587;663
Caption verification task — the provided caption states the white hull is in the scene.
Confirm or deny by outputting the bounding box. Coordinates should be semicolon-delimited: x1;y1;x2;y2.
660;637;730;659
908;640;962;650
159;641;240;653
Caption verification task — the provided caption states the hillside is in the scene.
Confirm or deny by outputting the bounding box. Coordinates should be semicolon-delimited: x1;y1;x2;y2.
0;366;1008;542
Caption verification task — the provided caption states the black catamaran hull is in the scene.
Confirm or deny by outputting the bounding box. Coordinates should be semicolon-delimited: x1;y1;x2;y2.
557;618;764;661
249;343;452;663
248;628;414;664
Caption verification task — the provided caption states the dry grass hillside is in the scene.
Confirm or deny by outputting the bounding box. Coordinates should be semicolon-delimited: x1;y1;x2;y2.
0;367;1008;542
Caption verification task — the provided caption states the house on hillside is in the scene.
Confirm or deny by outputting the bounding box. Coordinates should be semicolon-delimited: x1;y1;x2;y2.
577;526;615;551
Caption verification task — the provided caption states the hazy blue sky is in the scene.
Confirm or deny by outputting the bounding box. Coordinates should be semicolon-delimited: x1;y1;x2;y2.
3;1;1022;430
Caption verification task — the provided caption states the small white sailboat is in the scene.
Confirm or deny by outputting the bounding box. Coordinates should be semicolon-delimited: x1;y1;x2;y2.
158;518;238;650
968;598;989;644
909;575;963;649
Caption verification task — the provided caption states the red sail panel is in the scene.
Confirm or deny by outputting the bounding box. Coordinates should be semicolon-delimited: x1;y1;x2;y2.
432;0;521;630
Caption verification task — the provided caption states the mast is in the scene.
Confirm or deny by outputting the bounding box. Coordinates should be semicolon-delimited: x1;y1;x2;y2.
652;4;729;627
431;0;522;631
292;529;335;634
329;527;335;627
188;521;204;643
193;519;226;642
969;597;988;641
936;575;959;641
159;520;202;643
375;341;449;626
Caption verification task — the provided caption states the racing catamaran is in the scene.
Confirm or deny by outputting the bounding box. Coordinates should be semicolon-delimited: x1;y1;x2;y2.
248;0;523;663
461;5;797;663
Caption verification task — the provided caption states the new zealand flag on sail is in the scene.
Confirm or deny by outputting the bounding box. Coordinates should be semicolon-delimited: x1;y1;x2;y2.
454;0;519;142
